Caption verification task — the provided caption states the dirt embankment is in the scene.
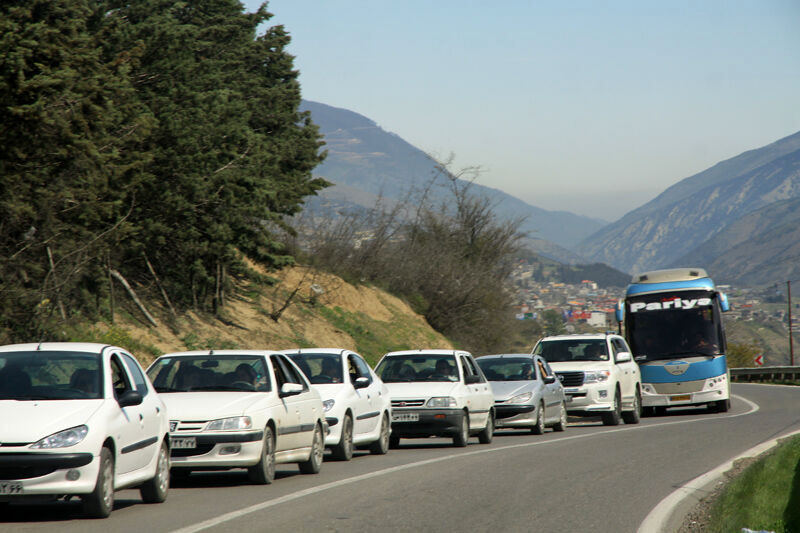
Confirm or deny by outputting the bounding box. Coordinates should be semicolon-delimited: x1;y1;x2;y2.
99;265;452;366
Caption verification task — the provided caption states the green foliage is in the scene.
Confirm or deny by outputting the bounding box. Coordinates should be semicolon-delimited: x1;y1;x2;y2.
63;324;162;361
541;309;567;336
182;332;239;351
707;435;800;533
0;0;327;340
727;340;763;368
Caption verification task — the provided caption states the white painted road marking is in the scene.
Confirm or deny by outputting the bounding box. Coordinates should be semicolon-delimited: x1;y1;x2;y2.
173;396;760;533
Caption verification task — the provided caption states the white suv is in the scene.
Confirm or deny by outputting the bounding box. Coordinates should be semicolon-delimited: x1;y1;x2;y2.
375;350;495;447
532;334;642;426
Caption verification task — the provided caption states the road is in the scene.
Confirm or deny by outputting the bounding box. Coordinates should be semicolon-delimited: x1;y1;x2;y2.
3;383;799;532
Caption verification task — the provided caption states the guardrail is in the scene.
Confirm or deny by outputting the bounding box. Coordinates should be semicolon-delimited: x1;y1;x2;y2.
730;366;800;382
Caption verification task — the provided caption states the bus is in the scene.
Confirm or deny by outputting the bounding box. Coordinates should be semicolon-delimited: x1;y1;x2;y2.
615;268;731;415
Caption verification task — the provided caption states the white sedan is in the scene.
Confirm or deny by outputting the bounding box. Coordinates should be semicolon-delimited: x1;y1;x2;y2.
146;350;326;484
0;342;170;518
284;349;392;460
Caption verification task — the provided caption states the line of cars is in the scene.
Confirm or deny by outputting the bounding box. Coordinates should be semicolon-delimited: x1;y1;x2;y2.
0;332;642;518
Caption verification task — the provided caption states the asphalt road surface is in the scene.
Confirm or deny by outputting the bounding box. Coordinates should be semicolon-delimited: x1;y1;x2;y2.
3;383;799;533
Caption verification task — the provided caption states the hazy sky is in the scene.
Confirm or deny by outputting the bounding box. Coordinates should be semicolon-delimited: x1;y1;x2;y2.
243;1;800;221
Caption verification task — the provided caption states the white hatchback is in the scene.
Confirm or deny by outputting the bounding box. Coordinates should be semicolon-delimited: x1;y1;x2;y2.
0;342;170;518
375;350;495;447
146;350;326;484
284;349;392;460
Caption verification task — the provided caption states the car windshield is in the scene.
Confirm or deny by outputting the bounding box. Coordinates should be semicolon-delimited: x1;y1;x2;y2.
287;353;344;384
0;351;103;400
147;355;270;392
534;339;609;362
376;354;458;382
476;357;536;381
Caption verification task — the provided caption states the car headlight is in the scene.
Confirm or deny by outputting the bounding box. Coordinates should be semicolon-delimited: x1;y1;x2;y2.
30;425;88;449
507;392;533;404
205;416;252;431
584;370;610;384
322;399;335;412
426;396;457;408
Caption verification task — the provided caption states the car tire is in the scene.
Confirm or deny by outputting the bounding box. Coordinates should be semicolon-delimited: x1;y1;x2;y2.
369;413;391;455
298;423;324;474
331;414;354;461
389;434;401;449
622;388;642;425
552;401;567;432
477;411;494;444
140;440;169;502
602;389;622;426
531;402;545;435
453;411;469;447
82;446;114;518
248;426;276;484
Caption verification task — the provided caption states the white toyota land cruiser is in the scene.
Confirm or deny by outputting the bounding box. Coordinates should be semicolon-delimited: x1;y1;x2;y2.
532;333;642;426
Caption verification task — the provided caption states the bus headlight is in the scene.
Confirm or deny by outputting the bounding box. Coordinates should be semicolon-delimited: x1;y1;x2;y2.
704;375;727;390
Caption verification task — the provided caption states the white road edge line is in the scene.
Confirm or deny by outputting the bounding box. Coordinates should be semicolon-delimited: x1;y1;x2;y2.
636;394;800;533
172;395;760;533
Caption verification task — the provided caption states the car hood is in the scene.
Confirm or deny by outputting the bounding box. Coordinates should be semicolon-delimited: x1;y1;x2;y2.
487;381;535;401
384;382;459;399
0;400;104;443
548;361;611;372
160;392;265;420
310;383;347;401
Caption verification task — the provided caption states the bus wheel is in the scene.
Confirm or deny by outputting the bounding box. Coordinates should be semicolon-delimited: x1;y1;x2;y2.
712;399;730;413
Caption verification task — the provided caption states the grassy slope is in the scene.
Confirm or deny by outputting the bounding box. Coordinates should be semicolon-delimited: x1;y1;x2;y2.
67;265;452;368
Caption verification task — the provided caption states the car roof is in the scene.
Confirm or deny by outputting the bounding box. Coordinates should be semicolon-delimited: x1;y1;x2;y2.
158;350;284;358
0;342;116;354
538;333;619;342
477;353;536;359
280;348;349;356
383;349;471;357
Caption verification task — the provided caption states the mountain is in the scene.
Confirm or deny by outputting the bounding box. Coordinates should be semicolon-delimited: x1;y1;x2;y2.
301;100;606;256
672;197;800;286
577;130;800;275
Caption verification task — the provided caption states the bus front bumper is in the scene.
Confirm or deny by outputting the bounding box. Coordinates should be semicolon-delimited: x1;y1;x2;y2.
641;387;728;407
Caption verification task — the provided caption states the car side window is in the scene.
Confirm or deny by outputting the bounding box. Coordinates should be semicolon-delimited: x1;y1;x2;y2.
537;358;550;379
121;353;149;397
270;355;287;390
276;355;309;391
461;356;483;382
109;354;133;399
612;338;629;362
349;354;372;384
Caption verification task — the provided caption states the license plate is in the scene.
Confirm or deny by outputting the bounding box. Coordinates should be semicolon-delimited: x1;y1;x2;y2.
392;413;419;422
170;437;197;449
670;394;691;402
0;481;23;495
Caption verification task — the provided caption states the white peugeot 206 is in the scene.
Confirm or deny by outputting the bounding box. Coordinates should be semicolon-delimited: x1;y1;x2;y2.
283;349;392;460
146;350;326;484
0;342;170;518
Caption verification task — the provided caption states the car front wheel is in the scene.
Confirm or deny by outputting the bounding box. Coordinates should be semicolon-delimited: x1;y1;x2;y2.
331;414;354;461
453;412;469;447
248;426;275;484
532;402;545;435
83;446;114;518
602;389;622;426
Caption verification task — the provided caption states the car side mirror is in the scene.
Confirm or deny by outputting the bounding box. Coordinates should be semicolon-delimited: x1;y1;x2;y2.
464;374;481;384
279;382;303;397
117;390;143;408
353;376;370;389
616;351;632;363
543;375;556;384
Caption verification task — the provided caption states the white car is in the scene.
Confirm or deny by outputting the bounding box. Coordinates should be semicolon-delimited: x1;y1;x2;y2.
533;333;642;426
146;350;326;484
375;350;495;447
284;349;392;460
0;342;170;518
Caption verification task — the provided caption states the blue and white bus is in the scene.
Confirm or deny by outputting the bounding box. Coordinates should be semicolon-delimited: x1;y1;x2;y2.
616;268;731;415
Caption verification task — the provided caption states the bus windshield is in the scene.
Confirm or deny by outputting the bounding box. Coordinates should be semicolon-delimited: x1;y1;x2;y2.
626;290;723;362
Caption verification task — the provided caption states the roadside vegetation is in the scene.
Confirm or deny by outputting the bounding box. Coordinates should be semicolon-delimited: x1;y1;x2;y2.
704;435;800;533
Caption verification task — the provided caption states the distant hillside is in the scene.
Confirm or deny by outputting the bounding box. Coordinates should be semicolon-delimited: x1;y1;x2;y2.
301;100;606;256
518;249;630;288
577;130;800;275
672;197;800;286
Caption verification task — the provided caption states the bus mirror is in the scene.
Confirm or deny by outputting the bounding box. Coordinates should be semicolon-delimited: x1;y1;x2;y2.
615;300;624;323
719;293;730;312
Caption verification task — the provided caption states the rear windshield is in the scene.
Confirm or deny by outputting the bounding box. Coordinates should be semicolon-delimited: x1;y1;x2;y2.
0;351;103;400
148;355;270;392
